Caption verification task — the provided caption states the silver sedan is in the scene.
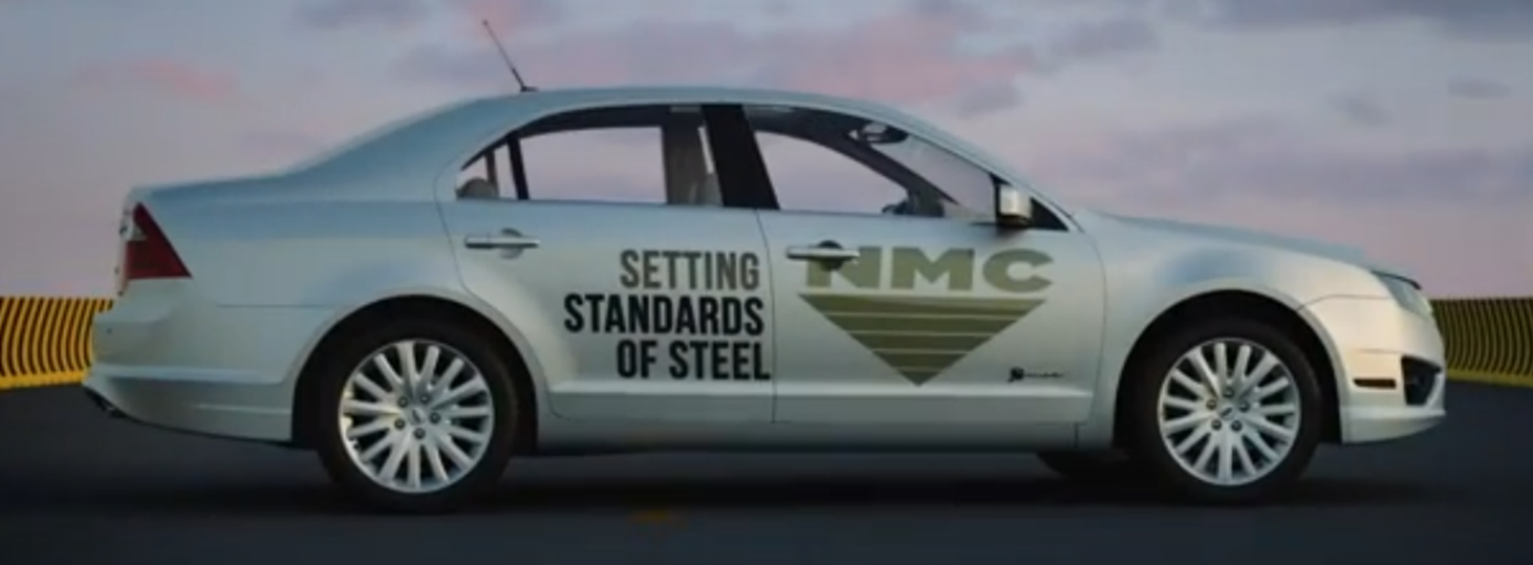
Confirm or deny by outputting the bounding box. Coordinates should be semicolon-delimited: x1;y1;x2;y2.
83;85;1445;513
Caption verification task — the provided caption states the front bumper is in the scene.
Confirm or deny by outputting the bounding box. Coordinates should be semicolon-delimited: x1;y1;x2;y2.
1301;296;1446;444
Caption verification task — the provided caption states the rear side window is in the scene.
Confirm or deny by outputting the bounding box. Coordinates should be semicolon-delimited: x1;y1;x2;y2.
457;105;726;208
524;129;671;204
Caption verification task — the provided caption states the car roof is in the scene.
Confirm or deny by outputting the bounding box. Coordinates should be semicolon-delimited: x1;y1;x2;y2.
287;84;1029;193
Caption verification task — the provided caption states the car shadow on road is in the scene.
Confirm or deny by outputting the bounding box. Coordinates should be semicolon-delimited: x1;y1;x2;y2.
0;473;1445;517
469;474;1443;513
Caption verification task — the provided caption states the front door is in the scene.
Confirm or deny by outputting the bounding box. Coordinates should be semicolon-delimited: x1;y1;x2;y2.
759;214;1103;425
736;103;1106;426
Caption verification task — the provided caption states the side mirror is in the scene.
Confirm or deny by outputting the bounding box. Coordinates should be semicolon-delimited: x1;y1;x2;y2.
996;185;1033;229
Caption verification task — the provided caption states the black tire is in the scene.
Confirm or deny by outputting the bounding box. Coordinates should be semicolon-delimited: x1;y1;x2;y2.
1121;317;1324;505
311;317;523;514
1036;450;1145;484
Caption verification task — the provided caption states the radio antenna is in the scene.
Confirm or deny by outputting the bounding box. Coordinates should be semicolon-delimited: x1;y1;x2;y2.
481;19;536;93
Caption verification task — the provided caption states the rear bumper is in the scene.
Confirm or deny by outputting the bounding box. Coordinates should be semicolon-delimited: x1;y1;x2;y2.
82;369;293;442
83;283;337;442
1301;296;1446;444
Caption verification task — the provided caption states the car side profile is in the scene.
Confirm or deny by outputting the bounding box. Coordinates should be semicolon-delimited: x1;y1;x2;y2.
83;85;1446;513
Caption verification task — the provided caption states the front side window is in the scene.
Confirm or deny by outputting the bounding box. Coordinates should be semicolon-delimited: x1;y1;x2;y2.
857;123;996;218
742;105;997;221
752;131;910;215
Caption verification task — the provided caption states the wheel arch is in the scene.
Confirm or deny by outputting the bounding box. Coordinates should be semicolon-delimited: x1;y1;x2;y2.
288;294;541;453
1108;289;1342;447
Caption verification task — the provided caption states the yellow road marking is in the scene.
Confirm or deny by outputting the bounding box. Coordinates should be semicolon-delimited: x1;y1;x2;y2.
1448;371;1533;388
0;371;84;390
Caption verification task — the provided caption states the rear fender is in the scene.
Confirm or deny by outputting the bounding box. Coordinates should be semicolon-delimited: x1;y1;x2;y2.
284;283;555;428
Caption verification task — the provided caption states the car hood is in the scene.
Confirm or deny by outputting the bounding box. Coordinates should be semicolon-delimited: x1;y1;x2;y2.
1085;209;1408;278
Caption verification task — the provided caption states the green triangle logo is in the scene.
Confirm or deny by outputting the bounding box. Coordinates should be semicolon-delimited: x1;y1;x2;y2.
799;293;1044;385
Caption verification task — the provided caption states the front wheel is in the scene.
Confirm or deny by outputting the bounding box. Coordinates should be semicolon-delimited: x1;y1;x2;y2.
311;318;523;514
1122;318;1324;505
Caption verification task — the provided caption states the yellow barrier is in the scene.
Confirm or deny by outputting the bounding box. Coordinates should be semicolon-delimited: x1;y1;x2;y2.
1432;297;1533;387
0;295;1530;390
0;297;114;390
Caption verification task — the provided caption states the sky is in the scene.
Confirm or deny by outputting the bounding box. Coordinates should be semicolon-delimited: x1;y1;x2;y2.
0;0;1529;298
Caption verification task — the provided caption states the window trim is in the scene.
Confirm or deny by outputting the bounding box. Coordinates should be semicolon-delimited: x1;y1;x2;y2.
458;103;770;207
699;104;778;210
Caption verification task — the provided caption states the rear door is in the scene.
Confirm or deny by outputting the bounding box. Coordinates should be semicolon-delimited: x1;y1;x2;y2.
437;104;775;424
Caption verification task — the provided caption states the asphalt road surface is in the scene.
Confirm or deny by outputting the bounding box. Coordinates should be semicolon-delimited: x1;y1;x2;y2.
2;382;1529;565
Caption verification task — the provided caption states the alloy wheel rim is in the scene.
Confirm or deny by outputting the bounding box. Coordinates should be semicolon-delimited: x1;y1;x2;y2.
1156;338;1302;487
338;339;496;494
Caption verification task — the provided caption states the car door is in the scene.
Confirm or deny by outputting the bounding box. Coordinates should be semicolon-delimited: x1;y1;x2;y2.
739;104;1106;427
437;104;775;424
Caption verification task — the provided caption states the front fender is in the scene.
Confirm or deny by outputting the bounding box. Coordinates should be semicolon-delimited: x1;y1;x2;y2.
1076;247;1345;447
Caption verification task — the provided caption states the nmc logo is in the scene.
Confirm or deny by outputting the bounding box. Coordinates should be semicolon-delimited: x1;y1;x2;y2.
799;246;1053;385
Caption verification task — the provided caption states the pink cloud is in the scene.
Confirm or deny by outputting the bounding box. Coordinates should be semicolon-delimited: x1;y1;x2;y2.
762;0;794;17
445;0;565;37
294;0;431;31
398;0;1064;116
235;130;333;159
1011;116;1532;205
752;6;1038;107
1188;0;1533;41
71;60;238;104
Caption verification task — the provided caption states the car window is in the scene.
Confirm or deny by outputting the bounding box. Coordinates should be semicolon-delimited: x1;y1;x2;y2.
523;129;671;204
857;125;995;219
742;105;995;221
456;105;724;208
754;133;912;215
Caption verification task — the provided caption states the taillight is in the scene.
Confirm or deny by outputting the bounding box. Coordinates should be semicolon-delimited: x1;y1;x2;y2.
118;204;189;294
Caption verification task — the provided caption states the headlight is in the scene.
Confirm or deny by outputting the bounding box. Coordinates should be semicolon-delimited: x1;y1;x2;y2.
1376;273;1433;319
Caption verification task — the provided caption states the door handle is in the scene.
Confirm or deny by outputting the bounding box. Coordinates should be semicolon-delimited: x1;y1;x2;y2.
785;241;860;262
464;229;540;250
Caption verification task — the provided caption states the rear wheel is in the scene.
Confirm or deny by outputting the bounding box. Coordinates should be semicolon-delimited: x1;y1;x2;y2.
311;318;522;514
1123;318;1323;505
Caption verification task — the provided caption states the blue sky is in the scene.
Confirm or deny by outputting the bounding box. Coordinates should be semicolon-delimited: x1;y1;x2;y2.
0;0;1529;297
